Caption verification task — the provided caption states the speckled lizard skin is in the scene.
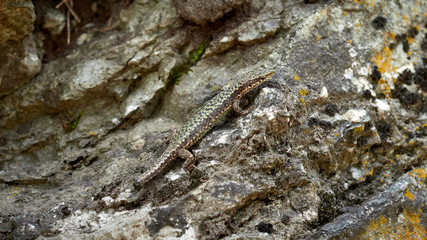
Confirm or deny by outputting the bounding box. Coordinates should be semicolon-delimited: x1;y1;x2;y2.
136;69;275;184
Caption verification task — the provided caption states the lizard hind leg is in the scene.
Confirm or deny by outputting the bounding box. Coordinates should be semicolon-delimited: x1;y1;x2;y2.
177;148;202;174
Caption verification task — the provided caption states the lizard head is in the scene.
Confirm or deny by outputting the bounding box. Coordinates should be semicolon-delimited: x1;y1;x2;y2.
227;69;276;98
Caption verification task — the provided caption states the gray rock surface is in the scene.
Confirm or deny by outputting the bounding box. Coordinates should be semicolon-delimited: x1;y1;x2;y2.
0;0;426;239
42;8;66;36
0;0;40;97
173;0;247;25
0;0;35;44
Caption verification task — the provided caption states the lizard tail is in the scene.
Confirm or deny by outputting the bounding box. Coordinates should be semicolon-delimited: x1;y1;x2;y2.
135;148;177;184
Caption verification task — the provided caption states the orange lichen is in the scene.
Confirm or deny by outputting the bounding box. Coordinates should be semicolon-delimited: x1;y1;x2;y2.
402;15;409;23
405;187;415;201
412;169;427;179
293;74;300;80
372;32;400;99
374;45;397;74
360;209;426;239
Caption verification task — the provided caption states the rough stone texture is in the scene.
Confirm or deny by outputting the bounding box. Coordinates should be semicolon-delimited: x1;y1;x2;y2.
173;0;247;25
0;0;426;239
0;0;35;44
42;8;66;36
307;169;427;239
0;0;40;97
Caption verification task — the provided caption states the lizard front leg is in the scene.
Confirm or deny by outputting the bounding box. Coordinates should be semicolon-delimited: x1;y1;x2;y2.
162;129;176;143
232;98;256;115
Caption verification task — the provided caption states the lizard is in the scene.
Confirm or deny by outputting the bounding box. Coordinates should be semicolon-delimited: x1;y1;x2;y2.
136;69;276;184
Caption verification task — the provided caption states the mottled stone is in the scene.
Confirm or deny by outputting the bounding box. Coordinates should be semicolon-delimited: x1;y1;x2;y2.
0;0;426;239
307;168;427;240
42;8;66;36
0;0;35;44
0;0;40;97
0;35;41;97
173;0;247;25
120;72;164;119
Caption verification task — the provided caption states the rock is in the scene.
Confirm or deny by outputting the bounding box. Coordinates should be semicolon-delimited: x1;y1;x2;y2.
0;0;35;44
42;8;66;36
173;0;247;25
0;0;426;239
206;0;283;55
0;34;42;97
0;0;40;97
307;168;427;239
120;72;164;119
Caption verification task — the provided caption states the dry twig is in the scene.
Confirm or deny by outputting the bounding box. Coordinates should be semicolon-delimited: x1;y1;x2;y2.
56;0;80;44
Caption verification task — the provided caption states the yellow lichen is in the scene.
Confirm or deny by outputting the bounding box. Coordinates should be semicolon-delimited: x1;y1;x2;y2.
405;187;415;201
354;126;364;132
373;38;398;99
360;209;427;239
299;89;308;96
402;15;409;23
412;169;427;179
